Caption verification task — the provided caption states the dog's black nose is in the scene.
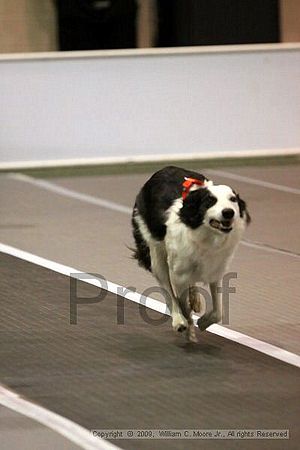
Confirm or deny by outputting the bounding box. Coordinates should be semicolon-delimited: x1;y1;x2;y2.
222;208;234;219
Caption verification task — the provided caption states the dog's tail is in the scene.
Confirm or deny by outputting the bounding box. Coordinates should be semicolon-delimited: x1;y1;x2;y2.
131;215;152;272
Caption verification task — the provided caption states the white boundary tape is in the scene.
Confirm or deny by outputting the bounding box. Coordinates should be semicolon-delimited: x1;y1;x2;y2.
1;242;299;371
0;387;120;450
0;148;299;170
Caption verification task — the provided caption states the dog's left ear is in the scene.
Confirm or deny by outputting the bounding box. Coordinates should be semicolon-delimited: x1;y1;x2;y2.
236;194;251;225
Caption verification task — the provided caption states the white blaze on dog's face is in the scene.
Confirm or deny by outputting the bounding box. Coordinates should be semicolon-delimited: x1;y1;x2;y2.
205;185;242;234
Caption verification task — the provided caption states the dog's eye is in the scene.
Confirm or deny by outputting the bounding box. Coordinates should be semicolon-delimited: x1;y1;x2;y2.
230;196;237;202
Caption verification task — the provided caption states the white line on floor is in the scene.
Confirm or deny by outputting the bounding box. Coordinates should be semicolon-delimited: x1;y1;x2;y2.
0;385;120;450
206;169;300;195
241;240;300;259
1;242;299;370
9;173;132;215
8;173;299;259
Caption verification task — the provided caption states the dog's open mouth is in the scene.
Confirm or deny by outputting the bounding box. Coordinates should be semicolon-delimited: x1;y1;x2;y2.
209;219;233;233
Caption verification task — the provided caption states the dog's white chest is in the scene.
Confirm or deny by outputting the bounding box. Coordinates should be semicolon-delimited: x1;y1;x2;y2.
165;221;237;284
193;242;233;283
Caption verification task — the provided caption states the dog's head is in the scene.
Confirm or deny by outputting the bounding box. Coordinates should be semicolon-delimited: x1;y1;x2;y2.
180;184;251;234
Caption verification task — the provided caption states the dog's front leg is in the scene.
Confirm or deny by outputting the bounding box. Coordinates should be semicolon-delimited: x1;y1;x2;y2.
197;281;222;331
150;244;187;333
169;284;188;333
169;271;196;337
165;243;194;338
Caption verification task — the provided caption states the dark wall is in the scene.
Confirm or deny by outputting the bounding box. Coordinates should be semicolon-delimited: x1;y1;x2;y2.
55;0;137;51
157;0;280;47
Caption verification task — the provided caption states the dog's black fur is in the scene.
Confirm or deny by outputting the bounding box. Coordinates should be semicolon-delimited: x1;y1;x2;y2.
132;166;208;271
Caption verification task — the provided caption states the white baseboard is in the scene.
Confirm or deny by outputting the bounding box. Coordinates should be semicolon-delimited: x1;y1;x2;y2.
0;148;299;171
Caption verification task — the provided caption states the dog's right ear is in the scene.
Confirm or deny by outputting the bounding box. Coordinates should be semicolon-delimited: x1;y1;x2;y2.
180;188;217;229
236;194;251;225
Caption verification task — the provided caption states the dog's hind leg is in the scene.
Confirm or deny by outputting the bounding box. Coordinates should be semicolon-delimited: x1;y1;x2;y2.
150;244;188;333
197;281;222;331
189;285;202;313
179;294;197;343
184;285;208;343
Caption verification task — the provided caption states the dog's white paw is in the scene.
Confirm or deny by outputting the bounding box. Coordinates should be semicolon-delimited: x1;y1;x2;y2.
172;314;188;333
197;312;220;331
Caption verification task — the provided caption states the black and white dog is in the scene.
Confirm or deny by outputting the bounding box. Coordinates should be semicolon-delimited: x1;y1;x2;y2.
132;166;250;341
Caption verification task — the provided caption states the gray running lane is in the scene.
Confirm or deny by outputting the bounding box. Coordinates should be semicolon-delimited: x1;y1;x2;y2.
1;253;299;450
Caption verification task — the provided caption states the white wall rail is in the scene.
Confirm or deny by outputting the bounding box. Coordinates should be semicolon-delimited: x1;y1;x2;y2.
1;44;300;168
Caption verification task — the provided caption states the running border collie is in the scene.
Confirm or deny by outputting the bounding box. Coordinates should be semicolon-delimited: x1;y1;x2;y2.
132;166;250;342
